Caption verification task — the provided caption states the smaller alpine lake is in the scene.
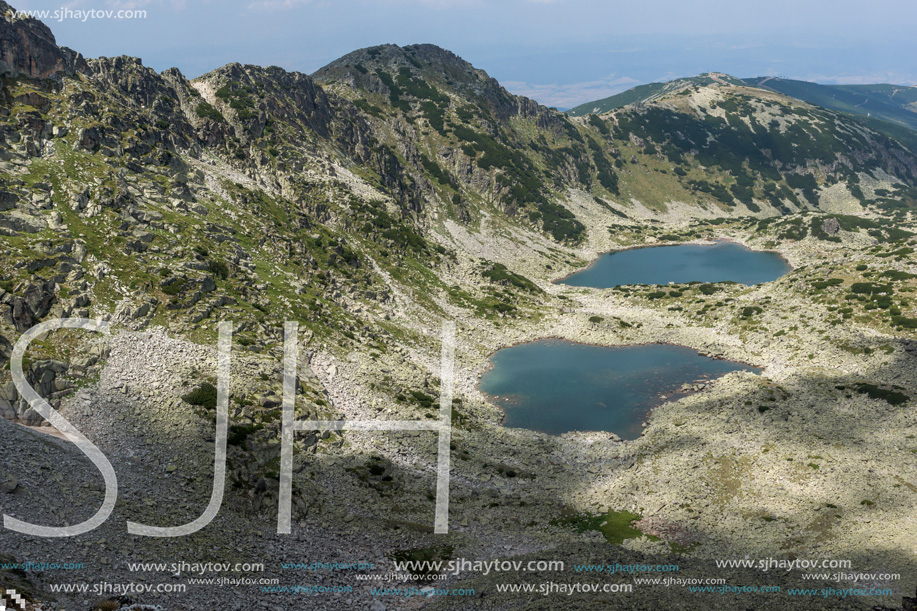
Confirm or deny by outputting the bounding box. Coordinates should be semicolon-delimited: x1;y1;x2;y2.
479;340;761;440
559;242;792;288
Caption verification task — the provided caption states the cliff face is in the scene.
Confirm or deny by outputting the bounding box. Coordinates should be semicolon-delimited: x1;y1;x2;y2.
0;1;85;78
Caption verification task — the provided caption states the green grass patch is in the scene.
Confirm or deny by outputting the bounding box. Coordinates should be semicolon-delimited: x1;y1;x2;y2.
812;278;844;290
161;278;187;296
389;546;455;579
195;102;224;122
741;306;763;318
880;270;917;281
552;509;651;545
850;282;892;295
854;383;909;406
481;262;541;293
209;260;229;279
228;423;263;446
892;315;917;329
182;382;218;410
698;283;719;295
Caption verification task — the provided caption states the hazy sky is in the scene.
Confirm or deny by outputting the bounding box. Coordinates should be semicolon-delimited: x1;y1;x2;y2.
13;0;917;108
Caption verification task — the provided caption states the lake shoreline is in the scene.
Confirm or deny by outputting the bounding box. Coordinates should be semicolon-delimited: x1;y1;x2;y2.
476;338;762;440
551;236;794;285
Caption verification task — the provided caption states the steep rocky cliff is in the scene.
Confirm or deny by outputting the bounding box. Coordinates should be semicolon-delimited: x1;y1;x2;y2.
0;1;85;79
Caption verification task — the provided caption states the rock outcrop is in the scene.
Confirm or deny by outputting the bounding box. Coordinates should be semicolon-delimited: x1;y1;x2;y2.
0;1;86;78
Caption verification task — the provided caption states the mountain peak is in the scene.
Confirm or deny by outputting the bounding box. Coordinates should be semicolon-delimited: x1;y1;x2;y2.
315;43;473;72
0;1;86;79
312;42;550;125
567;73;751;116
312;42;490;93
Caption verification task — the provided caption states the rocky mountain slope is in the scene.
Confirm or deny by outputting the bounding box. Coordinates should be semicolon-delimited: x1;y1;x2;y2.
744;77;917;132
570;74;917;141
2;2;917;610
742;77;917;154
567;73;749;116
568;72;917;217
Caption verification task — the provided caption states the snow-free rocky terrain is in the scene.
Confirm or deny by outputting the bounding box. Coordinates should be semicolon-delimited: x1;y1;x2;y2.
2;2;917;609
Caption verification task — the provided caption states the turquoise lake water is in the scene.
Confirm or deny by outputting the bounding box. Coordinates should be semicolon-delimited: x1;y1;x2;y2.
559;242;792;288
479;340;760;439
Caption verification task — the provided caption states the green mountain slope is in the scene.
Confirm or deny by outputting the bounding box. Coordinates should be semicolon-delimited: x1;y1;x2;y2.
566;73;748;116
744;77;917;132
566;82;669;116
311;43;623;241
578;79;917;216
743;77;917;152
0;24;915;365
